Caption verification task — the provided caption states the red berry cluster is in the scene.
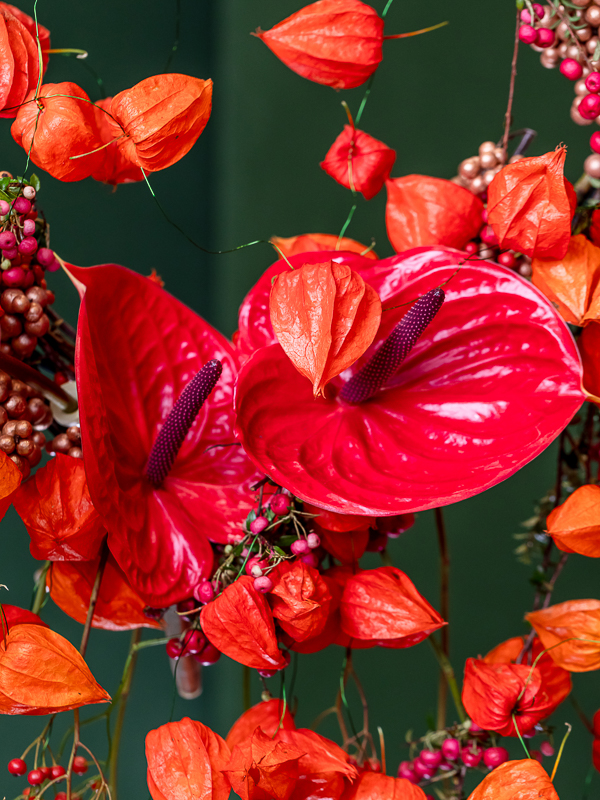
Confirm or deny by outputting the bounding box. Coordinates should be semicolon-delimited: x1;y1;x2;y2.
7;755;87;796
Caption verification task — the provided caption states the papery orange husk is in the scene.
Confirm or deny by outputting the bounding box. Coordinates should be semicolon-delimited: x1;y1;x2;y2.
487;147;573;260
317;526;370;563
109;74;213;172
545;484;600;556
200;576;287;670
325;566;374;650
466;759;558;800
0;624;110;714
340;566;445;645
222;727;305;800
11;82;104;181
255;0;384;90
291;574;345;654
146;717;231;800
0;3;49;119
1;604;48;629
277;728;357;800
579;321;600;401
345;772;427;800
270;260;381;396
2;3;50;72
13;453;105;561
532;234;600;326
226;699;296;750
303;503;374;533
526;599;600;671
0;448;21;522
47;554;161;631
321;125;396;200
91;97;145;185
268;560;332;642
385;175;484;252
462;658;554;737
271;234;377;261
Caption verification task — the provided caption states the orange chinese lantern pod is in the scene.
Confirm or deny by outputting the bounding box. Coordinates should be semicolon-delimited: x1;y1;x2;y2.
0;624;110;715
255;0;384;90
487;147;574;260
580;321;600;402
466;759;558;800
47;554;162;632
91;97;145;185
146;717;231;800
532;234;600;327
200;576;288;670
12;454;105;561
321;125;396;200
385;175;484;252
0;3;50;119
317;526;370;563
345;772;427;800
461;658;556;737
268;560;332;642
526;599;600;672
222;727;304;800
271;233;377;260
291;573;346;654
0;449;21;523
109;73;213;172
11;82;105;181
340;566;445;645
545;484;600;557
226;699;296;750
269;260;382;396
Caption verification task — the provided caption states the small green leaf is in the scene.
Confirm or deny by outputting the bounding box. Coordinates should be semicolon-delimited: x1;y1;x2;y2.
29;174;40;193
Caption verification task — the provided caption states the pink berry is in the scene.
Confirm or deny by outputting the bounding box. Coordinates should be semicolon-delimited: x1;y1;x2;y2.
8;758;27;776
300;551;319;568
419;749;442;769
412;759;435;780
250;515;269;534
483;747;509;768
536;27;555;48
22;219;35;236
176;598;197;619
0;231;16;249
592;132;600;154
18;236;37;255
481;208;488;223
580;93;600;120
270;493;290;515
13;197;30;215
46;256;60;272
461;745;483;767
307;532;321;549
193;579;214;604
540;742;554;757
464;242;478;256
3;267;25;287
166;637;187;659
246;556;268;577
22;186;35;201
0;200;9;216
441;738;460;761
22;269;34;288
397;761;418;783
194;642;221;665
291;538;310;555
181;629;206;655
254;576;273;593
587;73;600;94
520;3;543;22
560;58;583;81
498;251;517;269
518;24;538;45
2;247;17;260
480;224;498;246
36;247;55;267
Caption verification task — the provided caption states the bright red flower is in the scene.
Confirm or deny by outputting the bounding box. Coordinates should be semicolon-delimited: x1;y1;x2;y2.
385;176;484;252
13;454;105;561
270;234;377;261
466;759;558;800
276;728;357;800
91;97;145;185
321;126;396;200
318;527;370;563
200;576;287;670
580;321;600;401
0;604;47;629
0;3;49;119
255;0;384;90
487;147;575;260
12;82;105;181
303;503;374;532
226;700;296;751
268;560;331;642
71;263;261;607
235;246;583;515
340;566;445;646
526;599;600;672
345;772;427;800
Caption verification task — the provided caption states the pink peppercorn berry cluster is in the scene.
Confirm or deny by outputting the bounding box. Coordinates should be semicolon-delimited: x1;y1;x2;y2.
8;755;87;794
397;738;510;785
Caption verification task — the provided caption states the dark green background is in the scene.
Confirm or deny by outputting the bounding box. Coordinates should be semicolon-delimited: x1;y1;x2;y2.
1;1;600;797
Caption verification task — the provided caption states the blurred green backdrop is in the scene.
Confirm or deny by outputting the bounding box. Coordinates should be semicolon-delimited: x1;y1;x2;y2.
1;0;599;797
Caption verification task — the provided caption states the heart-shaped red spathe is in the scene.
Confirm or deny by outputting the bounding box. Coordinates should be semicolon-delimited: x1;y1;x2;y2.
235;246;584;515
72;263;261;608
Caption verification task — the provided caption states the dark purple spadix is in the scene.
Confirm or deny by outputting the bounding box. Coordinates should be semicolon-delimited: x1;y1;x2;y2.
145;359;223;485
339;288;445;405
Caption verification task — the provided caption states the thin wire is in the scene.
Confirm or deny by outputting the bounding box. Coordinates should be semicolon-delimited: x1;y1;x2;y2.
164;0;182;71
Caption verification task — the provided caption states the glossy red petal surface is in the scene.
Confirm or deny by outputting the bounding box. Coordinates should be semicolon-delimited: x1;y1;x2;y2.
235;247;583;514
73;264;260;606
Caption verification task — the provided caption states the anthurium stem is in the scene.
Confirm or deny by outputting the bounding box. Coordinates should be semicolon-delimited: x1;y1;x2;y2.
31;561;50;614
80;542;109;657
108;628;142;798
434;508;450;730
428;637;466;723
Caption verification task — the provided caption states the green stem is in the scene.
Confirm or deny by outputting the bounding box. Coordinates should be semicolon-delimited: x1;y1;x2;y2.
108;628;142;798
31;561;51;615
428;637;466;723
337;203;357;246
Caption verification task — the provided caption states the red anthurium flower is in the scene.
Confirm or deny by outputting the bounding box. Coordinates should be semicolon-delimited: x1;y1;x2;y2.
318;527;370;563
487;147;575;260
462;658;556;737
304;503;374;532
545;484;600;557
146;717;231;800
0;604;48;629
345;772;427;800
223;727;305;800
526;599;600;672
270;234;377;261
321;126;396;200
71;263;261;607
0;448;21;522
0;3;49;119
340;566;445;646
47;555;161;632
91;98;145;185
268;560;332;642
12;82;105;181
201;576;287;670
276;728;357;800
255;0;384;90
226;700;296;750
235;246;583;515
13;454;105;561
466;759;558;800
385;176;484;252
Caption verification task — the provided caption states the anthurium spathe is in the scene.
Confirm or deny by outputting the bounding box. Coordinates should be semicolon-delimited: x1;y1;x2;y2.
235;246;583;515
269;260;381;396
270;234;377;261
466;759;558;800
545;484;600;557
268;560;332;642
0;624;110;715
321;125;396;200
71;263;261;607
385;176;484;252
1;604;48;628
526;599;600;672
255;0;384;90
226;700;296;750
346;772;427;800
